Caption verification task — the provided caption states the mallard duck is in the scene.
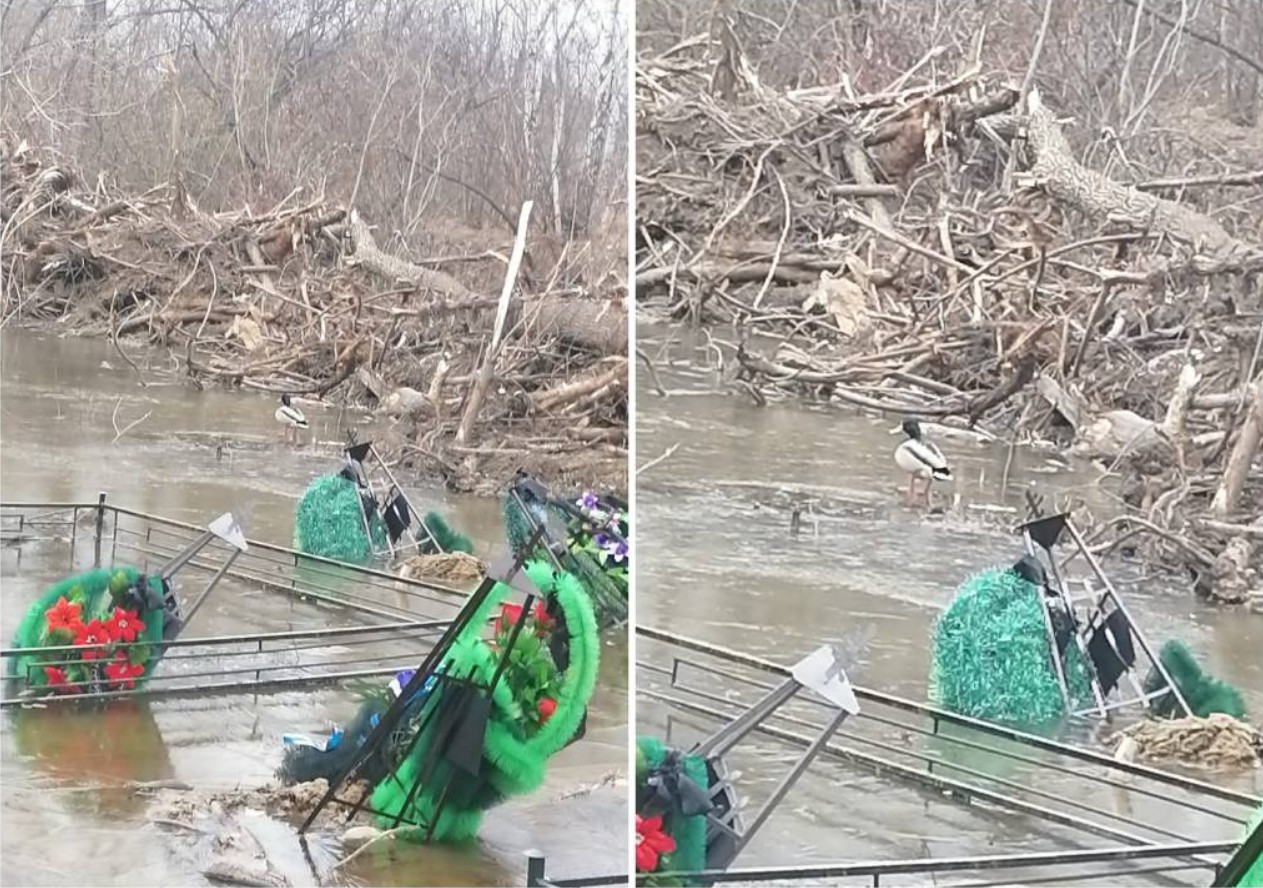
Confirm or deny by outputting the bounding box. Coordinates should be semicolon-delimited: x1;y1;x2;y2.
894;417;952;506
275;393;308;444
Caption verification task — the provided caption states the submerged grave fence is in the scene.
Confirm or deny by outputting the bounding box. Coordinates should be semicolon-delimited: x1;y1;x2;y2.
0;496;469;706
637;625;1261;886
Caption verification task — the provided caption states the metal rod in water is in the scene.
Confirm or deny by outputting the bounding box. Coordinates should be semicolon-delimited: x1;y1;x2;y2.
692;678;799;759
93;491;106;568
1063;519;1193;717
1036;540;1109;718
0;663;426;709
180;548;241;626
158;529;215;578
643;686;1216;865
1023;530;1073;712
649;654;1249;826
664;673;1203;846
731;706;851;860
371;444;441;553
658;841;1236;885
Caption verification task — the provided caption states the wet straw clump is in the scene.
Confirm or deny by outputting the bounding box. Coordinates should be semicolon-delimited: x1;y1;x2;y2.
930;565;1092;725
293;473;385;565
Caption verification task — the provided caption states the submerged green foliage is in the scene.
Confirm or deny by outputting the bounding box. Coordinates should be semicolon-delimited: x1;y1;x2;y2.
420;511;474;555
930;566;1092;725
1145;639;1246;720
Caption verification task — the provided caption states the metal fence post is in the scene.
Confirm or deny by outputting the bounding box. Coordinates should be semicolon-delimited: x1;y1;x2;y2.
93;492;107;567
525;850;547;887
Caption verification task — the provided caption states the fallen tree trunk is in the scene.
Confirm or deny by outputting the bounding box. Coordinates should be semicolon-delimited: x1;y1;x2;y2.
1211;376;1263;517
1019;89;1263;275
345;209;479;299
533;359;627;411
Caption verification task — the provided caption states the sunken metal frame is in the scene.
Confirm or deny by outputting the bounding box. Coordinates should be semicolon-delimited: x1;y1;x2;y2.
1016;492;1191;720
636;626;1260;887
296;521;583;841
340;438;445;561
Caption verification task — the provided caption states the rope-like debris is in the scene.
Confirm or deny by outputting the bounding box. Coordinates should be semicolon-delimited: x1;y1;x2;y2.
1111;714;1262;768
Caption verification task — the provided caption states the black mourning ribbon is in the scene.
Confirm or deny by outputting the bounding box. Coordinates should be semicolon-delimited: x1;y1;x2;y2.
644;749;714;818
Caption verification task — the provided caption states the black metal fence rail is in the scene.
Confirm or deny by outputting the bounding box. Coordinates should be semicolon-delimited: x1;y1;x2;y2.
0;499;488;706
526;851;629;887
636;842;1237;886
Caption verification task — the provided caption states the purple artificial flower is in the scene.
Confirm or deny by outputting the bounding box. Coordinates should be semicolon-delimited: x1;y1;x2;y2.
595;533;628;564
577;491;599;511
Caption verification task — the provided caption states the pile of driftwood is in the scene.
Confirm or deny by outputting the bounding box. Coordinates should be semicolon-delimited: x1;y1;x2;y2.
0;140;628;493
636;35;1263;603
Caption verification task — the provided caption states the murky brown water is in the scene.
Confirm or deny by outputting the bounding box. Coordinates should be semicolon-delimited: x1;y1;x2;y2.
0;329;628;887
635;322;1261;882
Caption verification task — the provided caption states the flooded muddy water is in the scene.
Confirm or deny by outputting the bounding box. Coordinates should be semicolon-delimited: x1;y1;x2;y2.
0;330;628;887
635;322;1261;882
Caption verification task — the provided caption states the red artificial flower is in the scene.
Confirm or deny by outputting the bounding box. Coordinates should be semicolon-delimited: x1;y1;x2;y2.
72;619;112;660
532;600;554;633
635;814;675;872
536;697;557;723
496;602;524;635
42;666;81;694
106;608;145;644
45;596;84;635
104;653;145;690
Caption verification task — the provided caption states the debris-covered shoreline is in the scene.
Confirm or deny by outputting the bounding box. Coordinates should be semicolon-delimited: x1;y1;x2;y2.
635;26;1263;604
1;141;629;496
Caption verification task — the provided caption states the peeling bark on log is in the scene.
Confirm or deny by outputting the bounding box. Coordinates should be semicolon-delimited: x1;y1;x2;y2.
347;208;626;356
524;298;627;356
345;209;479;299
1019;90;1263;275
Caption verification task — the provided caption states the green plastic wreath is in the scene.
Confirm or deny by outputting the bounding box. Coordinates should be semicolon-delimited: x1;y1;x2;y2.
8;567;168;694
368;559;601;841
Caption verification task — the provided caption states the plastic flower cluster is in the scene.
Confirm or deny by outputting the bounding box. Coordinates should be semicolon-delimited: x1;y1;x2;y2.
40;593;149;694
491;600;561;729
571;491;630;586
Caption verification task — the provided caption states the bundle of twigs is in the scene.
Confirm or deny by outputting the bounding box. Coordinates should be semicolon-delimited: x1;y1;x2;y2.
636;35;1263;602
